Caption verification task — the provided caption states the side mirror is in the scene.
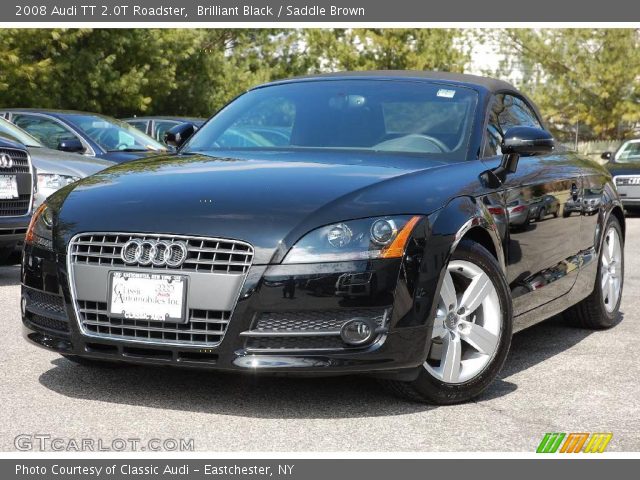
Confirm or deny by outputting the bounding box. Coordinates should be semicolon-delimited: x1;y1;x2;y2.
164;123;196;149
501;126;554;156
57;137;85;153
601;151;612;161
481;127;554;188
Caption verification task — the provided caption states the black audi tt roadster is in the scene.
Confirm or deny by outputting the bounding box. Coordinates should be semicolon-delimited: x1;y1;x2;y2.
21;72;625;404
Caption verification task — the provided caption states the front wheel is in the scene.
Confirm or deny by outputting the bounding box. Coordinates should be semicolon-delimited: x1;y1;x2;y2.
383;240;512;404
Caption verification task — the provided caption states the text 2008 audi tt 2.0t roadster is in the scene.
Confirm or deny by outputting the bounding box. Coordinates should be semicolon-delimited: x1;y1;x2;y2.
21;72;625;404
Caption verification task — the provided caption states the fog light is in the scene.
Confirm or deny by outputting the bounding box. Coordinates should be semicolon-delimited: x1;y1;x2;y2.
21;296;27;316
340;318;377;346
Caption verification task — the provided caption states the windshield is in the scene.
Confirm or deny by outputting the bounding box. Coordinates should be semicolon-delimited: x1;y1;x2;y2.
615;141;640;163
184;80;478;158
63;114;167;152
0;117;43;148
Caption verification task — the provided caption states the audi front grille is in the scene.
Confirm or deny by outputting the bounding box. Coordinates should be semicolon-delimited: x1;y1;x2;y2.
68;233;254;347
70;233;253;274
0;147;33;218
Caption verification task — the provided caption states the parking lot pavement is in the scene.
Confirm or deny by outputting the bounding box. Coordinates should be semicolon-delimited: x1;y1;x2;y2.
2;219;639;453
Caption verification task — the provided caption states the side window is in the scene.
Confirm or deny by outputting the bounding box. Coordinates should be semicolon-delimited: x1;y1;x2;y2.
127;120;149;134
154;121;179;143
12;114;79;150
483;94;542;157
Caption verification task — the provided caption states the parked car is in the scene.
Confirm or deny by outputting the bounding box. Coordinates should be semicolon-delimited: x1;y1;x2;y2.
22;72;624;405
528;194;560;221
603;139;640;210
0;138;33;264
0;109;167;164
0;117;113;208
122;116;206;144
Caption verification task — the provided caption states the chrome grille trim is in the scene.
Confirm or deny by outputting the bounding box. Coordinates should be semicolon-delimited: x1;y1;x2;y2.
0;147;30;174
67;232;254;347
70;232;254;274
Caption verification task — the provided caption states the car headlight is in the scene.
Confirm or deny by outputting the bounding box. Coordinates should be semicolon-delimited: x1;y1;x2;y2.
37;174;80;195
25;203;54;250
283;215;422;263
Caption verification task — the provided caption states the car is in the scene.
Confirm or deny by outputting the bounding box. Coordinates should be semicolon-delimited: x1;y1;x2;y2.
0;117;114;209
603;139;640;210
122;116;206;145
0;109;167;164
21;71;625;404
0;138;33;264
506;198;531;228
528;194;560;221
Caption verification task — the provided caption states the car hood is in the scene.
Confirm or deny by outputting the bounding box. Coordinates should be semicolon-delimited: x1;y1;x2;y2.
54;151;459;263
28;147;114;177
605;161;640;176
102;149;168;163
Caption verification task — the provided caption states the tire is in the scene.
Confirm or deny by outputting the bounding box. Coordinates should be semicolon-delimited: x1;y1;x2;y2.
61;354;129;368
564;215;624;329
538;207;546;221
383;240;512;404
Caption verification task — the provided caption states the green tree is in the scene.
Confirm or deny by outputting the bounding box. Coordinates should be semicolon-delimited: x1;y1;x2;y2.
494;29;640;141
304;29;470;72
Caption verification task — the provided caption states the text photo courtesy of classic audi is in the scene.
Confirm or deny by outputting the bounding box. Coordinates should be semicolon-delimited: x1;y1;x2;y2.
21;72;625;404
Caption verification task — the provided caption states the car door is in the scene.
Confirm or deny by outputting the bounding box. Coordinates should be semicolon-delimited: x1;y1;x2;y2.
482;93;584;319
11;113;88;153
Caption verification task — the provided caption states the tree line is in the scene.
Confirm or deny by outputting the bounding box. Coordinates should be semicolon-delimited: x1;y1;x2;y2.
0;28;638;142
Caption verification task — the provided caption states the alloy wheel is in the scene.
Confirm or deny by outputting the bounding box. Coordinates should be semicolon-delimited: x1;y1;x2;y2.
425;260;502;384
601;226;622;313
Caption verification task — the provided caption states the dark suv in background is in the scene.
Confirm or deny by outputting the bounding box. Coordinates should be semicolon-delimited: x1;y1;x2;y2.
0;138;33;264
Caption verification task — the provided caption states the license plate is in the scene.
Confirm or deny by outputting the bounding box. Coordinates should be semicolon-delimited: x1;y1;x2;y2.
0;175;18;200
109;271;187;322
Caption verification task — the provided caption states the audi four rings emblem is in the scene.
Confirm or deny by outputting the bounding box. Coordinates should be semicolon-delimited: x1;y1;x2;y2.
0;153;13;169
121;239;188;267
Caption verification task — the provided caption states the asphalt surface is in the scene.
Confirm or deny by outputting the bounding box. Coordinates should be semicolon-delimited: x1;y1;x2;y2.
1;219;639;453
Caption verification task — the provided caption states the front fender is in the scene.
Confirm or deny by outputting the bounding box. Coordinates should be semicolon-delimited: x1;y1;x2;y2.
396;195;506;333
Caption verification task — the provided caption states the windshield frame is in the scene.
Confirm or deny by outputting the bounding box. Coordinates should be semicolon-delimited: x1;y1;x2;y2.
181;78;480;161
61;113;167;153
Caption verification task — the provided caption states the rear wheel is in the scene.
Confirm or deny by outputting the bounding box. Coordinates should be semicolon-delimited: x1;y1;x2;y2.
383;240;512;404
565;216;624;329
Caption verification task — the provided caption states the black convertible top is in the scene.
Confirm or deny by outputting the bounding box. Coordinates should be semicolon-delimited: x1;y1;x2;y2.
261;70;518;93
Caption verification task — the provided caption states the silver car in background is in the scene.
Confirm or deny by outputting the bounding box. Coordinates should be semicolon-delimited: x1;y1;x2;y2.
0;117;113;208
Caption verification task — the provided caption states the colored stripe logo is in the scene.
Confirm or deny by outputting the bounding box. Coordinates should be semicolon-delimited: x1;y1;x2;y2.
537;433;612;453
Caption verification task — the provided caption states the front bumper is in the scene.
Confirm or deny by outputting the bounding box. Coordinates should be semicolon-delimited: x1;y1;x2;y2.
21;241;434;378
0;215;30;247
